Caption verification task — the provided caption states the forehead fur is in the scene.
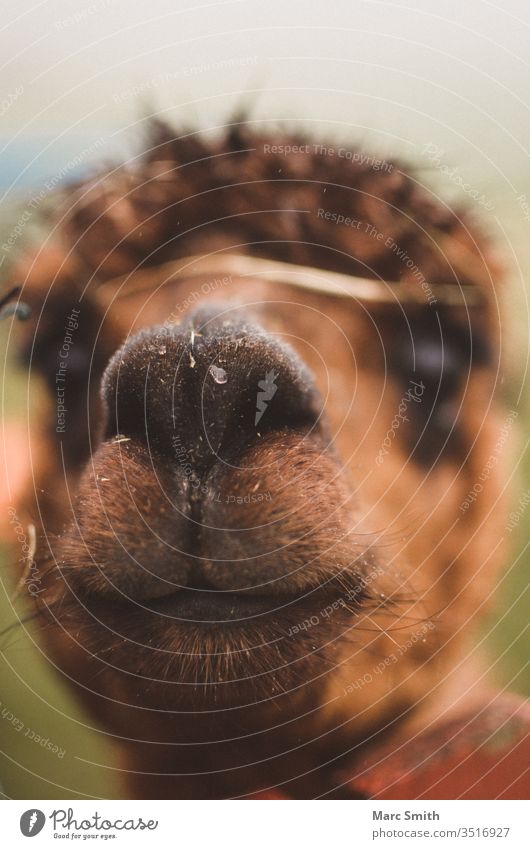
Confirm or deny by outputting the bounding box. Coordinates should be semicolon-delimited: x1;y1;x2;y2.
15;117;500;295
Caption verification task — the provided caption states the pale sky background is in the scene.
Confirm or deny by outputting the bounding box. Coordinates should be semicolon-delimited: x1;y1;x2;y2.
1;0;529;189
2;0;529;312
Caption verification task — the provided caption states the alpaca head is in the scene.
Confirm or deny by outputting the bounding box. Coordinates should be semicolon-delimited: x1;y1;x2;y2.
10;122;506;795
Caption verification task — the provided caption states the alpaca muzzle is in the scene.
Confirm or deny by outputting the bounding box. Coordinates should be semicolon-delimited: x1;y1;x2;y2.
53;305;363;612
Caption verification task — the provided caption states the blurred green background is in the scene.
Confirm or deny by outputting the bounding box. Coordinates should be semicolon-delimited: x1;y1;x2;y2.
1;0;529;799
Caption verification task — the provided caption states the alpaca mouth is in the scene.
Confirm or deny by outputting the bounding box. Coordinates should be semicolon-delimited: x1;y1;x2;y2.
139;587;303;622
78;567;370;633
59;575;371;707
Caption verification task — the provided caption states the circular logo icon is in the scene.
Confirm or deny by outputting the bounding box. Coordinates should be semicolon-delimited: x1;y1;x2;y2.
20;810;46;837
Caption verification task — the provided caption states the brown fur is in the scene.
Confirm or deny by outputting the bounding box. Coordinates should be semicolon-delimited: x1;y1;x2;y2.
8;119;508;798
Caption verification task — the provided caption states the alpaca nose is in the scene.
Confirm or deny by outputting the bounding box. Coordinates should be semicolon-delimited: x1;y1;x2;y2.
101;305;323;471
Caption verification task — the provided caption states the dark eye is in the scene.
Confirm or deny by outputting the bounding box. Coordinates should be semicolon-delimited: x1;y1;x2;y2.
389;307;492;463
37;345;91;386
17;292;116;468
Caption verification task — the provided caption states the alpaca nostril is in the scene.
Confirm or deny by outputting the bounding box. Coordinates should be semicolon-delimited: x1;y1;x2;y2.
100;305;324;471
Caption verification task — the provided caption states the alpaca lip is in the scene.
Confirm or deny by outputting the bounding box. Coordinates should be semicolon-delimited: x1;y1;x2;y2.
139;588;308;623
